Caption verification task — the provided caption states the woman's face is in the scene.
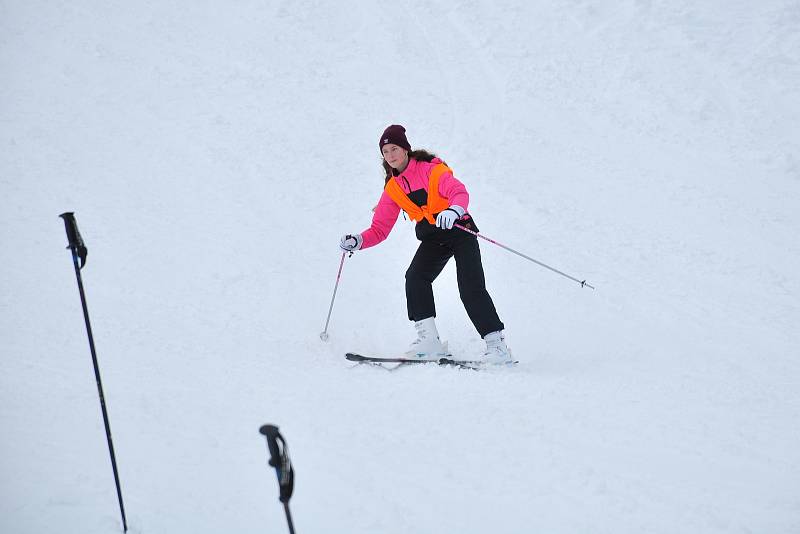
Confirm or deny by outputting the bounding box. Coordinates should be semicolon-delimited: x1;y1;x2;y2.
382;143;408;170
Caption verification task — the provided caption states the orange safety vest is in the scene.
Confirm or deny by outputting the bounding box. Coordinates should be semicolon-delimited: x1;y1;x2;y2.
384;162;453;224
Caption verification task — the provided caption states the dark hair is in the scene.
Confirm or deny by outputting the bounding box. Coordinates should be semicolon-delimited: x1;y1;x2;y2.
382;149;445;183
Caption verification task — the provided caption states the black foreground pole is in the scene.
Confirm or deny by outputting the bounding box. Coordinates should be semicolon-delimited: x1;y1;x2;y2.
59;212;128;533
259;424;296;534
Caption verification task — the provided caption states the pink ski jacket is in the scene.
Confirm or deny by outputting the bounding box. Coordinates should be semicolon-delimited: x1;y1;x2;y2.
360;157;470;249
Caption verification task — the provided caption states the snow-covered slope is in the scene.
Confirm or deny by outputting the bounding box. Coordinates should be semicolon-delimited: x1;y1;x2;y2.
2;1;799;532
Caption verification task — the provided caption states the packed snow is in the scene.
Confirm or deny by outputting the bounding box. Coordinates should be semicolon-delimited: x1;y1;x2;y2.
2;1;799;532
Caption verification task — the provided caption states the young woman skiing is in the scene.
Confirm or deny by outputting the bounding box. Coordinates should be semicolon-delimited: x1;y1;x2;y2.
339;124;513;364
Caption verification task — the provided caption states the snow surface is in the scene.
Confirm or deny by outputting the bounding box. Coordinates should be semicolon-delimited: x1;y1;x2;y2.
2;1;800;533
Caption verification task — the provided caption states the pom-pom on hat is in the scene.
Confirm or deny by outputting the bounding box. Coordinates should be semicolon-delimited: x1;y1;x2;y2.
379;124;411;152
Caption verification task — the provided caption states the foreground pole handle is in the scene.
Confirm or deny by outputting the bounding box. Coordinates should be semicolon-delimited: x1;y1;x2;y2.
60;212;88;269
259;425;297;534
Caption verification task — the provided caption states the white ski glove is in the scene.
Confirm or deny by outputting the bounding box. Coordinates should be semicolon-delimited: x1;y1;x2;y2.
435;205;465;230
339;233;363;252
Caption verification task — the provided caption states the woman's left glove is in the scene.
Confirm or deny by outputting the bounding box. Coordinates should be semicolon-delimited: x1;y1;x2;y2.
435;205;465;230
339;233;363;252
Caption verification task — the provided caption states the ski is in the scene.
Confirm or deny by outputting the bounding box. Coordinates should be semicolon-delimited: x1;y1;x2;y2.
344;353;516;370
345;353;441;365
439;357;518;369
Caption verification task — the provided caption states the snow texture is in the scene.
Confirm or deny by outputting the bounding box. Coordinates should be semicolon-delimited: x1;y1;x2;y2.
2;1;799;533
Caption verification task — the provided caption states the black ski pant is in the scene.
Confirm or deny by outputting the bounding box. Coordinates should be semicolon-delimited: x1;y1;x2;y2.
405;231;504;337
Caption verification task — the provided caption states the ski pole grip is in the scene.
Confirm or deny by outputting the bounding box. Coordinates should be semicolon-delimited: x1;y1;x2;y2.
60;212;88;269
260;424;282;465
259;424;295;503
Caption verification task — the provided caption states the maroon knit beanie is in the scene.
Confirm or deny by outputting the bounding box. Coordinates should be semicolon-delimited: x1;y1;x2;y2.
379;124;411;152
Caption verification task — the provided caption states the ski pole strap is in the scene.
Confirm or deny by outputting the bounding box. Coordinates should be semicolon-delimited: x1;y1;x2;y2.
60;212;88;269
453;223;595;290
259;425;295;503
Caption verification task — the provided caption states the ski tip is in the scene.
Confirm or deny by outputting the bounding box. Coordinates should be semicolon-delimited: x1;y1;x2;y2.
345;353;367;362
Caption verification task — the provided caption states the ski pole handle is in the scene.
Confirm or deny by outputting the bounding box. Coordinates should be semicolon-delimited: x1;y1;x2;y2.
454;223;595;289
259;425;297;534
260;425;283;470
259;424;295;503
60;212;88;269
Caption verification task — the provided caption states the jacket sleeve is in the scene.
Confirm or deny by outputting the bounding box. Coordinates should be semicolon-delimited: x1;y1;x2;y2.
359;190;401;249
437;169;470;211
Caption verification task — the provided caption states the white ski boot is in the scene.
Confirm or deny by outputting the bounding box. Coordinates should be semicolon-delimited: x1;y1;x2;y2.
478;331;514;365
404;317;449;361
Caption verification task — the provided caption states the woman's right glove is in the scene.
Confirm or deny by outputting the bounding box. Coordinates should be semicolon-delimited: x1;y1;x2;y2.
339;233;363;252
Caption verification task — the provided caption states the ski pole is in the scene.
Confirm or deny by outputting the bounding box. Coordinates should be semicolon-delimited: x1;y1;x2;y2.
259;425;296;534
319;251;350;341
59;212;129;532
454;223;595;289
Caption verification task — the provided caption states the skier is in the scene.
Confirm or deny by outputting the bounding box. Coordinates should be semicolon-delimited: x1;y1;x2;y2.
339;124;513;364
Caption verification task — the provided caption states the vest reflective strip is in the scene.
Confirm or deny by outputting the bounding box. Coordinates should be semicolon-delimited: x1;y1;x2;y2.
384;163;453;224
